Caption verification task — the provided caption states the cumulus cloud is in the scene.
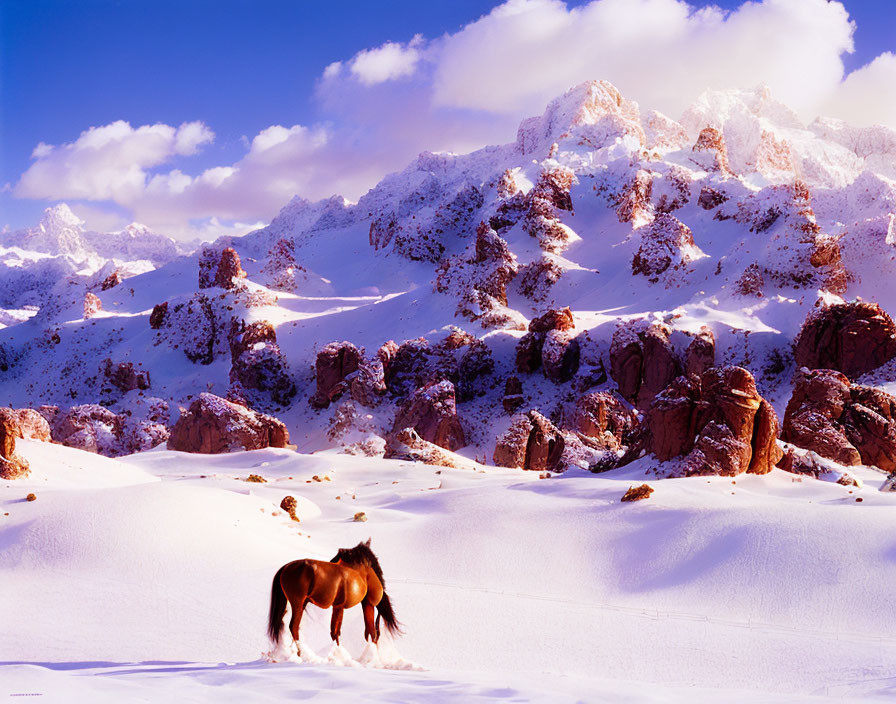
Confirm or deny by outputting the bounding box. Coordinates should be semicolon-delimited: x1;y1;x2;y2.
348;36;423;85
13;0;896;240
16;121;214;204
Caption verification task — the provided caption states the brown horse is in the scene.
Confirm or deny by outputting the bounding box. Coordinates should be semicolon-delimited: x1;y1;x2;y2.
267;539;401;652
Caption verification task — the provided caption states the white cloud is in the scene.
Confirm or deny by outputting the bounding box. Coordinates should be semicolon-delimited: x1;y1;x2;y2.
430;0;855;120
13;0;896;241
348;36;423;85
825;52;896;128
16;120;214;204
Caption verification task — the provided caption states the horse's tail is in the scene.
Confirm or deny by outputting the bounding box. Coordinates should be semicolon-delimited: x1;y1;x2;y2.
267;564;288;644
376;590;402;636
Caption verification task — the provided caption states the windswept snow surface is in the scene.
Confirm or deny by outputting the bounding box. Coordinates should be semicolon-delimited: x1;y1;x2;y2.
2;441;896;701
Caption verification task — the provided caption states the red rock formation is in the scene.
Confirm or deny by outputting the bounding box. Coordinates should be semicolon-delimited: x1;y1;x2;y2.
528;307;575;333
783;368;896;472
632;213;697;278
493;410;565;471
541;330;580;383
692;127;732;174
199;246;247;290
637;366;782;476
563;391;637;450
794;302;896;378
47;404;125;456
610;322;682;409
456;340;494;401
0;408;51;442
83;292;102;319
101;271;122;290
502;376;525;414
215;248;247;289
228;320;296;406
392;380;466;452
311;341;363;409
103;360;151;392
517;255;563;301
697;186;728;210
685;327;715;376
0;415;30;480
515;333;544;374
383;427;469;468
149;301;168;329
735;263;765;296
614;170;653;223
167;393;288;453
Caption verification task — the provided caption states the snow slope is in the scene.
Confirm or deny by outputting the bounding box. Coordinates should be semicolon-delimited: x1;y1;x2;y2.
2;441;896;701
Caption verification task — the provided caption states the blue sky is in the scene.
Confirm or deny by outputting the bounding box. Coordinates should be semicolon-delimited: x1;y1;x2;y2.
2;0;894;238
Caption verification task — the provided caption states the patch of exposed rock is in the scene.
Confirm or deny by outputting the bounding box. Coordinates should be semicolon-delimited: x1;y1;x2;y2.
493;410;565;471
384;427;473;468
311;341;363;409
392;380;466;452
229;320;296;406
0;414;33;479
561;391;638;451
199;246;247;290
794;302;896;378
515;308;581;383
609;321;682;409
782;368;896;472
167;393;288;453
630;365;782;476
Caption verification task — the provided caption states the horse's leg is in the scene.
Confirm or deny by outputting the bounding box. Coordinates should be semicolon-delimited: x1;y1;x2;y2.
361;600;377;644
288;597;308;654
329;606;344;646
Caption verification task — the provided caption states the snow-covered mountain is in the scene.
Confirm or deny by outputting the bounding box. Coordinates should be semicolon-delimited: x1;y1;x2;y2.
2;79;896;466
0;204;193;326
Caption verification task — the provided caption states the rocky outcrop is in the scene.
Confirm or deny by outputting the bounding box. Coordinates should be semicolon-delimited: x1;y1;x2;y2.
0;408;51;442
691;127;731;174
614;170;653;224
609;322;682;409
493;410;565;471
44;404;124;456
149;301;168;329
524;167;576;253
528;307;575;333
83;292;102;319
634;366;782;476
562;392;637;451
0;415;30;480
632;213;699;279
167;393;288;453
383;427;472;468
228;321;296;406
311;341;363;409
103;360;150;393
199;246;247;290
685;327;715;376
502;376;525;414
216;248;247;289
515;309;580;383
541;330;580;383
100;271;122;290
794;302;896;378
392;380;466;452
782;368;896;472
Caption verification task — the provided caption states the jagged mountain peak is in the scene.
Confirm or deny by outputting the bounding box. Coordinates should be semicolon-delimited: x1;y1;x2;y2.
39;202;85;232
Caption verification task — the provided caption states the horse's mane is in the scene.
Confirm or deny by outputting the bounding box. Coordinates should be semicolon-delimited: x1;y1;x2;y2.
330;540;386;586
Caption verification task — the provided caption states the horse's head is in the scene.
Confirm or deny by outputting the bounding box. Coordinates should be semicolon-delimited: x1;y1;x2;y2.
330;539;372;564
